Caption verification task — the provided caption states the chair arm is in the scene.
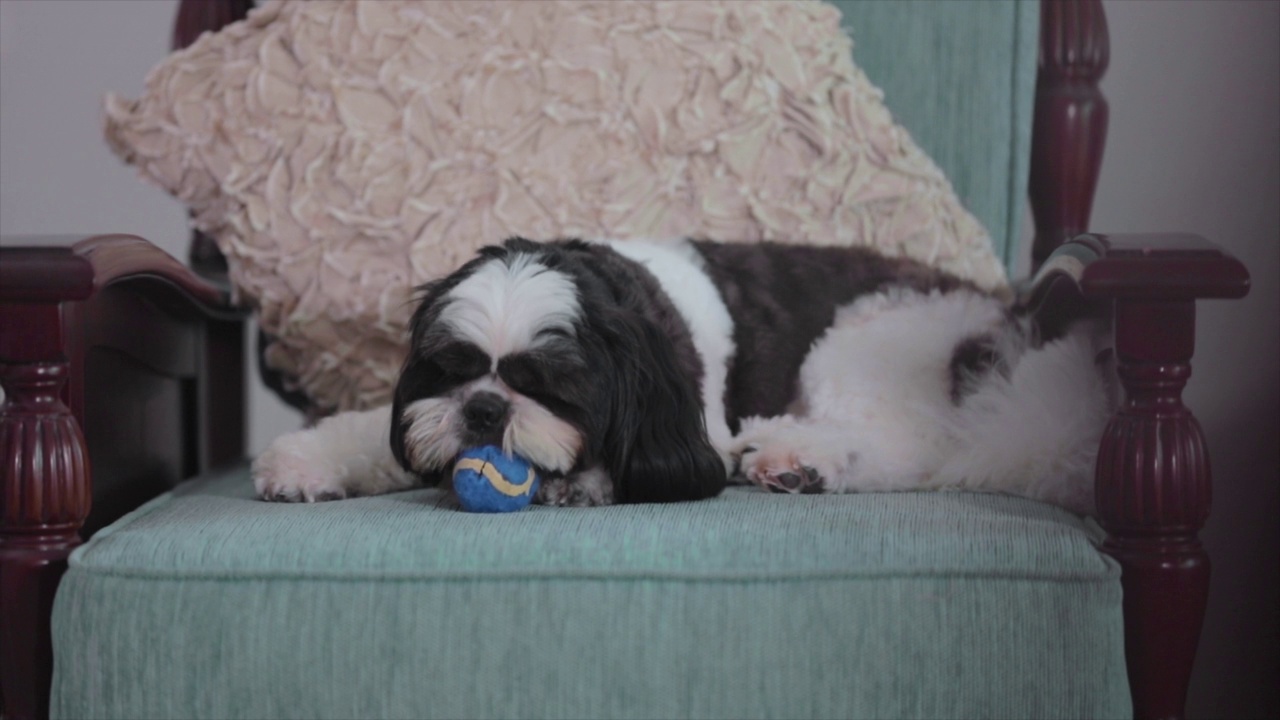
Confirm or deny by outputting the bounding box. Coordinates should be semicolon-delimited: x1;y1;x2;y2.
2;234;233;307
1;234;248;720
1021;232;1249;720
1023;232;1249;301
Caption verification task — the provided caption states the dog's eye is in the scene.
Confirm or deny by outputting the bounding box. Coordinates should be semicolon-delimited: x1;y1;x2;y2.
496;354;546;394
432;343;490;381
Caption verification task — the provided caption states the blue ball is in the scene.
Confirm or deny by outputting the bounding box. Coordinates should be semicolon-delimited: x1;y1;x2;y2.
451;446;540;513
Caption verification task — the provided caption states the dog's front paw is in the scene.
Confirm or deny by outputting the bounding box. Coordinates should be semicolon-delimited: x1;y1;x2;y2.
534;467;614;507
252;431;351;503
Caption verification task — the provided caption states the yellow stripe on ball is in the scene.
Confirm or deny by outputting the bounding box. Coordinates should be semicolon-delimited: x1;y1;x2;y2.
454;457;536;497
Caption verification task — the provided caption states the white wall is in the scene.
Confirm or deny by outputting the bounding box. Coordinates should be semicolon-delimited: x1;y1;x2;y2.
1;1;1276;716
0;0;304;456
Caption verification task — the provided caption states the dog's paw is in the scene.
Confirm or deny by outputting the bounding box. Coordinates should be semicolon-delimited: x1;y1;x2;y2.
252;432;351;503
534;467;614;507
729;417;866;495
735;444;829;495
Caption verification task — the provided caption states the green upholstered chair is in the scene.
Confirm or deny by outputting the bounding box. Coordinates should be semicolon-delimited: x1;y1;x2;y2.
0;2;1249;719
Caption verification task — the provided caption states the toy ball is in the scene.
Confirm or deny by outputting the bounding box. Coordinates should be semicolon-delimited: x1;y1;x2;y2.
451;446;540;513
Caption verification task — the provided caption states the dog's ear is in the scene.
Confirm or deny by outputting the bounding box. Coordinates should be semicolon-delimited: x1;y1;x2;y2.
389;350;433;478
599;309;726;503
389;277;454;479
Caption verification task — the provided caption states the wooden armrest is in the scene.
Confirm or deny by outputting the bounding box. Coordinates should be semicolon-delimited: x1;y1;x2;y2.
1;234;248;720
1018;232;1249;342
1022;232;1250;720
1023;232;1249;302
1;233;237;309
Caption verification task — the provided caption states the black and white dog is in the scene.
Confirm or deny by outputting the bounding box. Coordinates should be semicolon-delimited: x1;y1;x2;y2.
253;238;1111;514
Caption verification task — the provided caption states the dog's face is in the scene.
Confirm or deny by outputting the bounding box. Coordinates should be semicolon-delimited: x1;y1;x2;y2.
391;247;589;477
389;238;726;503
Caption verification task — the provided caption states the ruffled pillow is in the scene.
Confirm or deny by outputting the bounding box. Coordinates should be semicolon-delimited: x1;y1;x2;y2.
105;0;1006;413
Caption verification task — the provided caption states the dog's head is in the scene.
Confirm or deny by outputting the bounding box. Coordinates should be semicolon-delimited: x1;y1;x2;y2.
389;238;725;503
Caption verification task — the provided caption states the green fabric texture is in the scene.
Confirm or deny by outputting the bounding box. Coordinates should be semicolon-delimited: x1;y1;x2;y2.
53;465;1129;720
829;0;1039;270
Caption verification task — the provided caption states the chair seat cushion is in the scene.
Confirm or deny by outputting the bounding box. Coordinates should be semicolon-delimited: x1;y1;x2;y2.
52;464;1130;719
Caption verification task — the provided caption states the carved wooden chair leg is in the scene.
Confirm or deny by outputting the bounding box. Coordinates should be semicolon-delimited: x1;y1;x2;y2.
1034;233;1251;720
1098;298;1210;720
1;296;93;720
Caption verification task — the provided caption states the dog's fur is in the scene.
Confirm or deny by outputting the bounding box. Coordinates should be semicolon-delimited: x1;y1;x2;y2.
254;238;1112;514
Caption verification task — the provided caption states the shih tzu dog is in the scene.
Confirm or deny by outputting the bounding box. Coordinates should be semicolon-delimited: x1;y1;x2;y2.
253;238;1111;514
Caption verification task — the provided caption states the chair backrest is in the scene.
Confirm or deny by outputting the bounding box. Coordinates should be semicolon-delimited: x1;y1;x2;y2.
831;0;1038;271
169;0;1106;417
176;0;1039;275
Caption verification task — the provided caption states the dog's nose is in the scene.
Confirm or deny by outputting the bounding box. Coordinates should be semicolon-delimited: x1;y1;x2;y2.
463;392;509;432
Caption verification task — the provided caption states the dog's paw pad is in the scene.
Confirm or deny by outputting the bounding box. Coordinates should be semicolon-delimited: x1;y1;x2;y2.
773;470;808;491
740;451;827;495
759;466;825;495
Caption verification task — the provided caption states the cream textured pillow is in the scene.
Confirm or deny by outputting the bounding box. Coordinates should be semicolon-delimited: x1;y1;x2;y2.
105;0;1007;413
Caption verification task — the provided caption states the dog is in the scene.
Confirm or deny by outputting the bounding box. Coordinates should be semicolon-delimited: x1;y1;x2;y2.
253;237;1112;514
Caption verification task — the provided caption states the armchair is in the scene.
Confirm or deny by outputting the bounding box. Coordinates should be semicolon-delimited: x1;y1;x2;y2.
0;1;1250;719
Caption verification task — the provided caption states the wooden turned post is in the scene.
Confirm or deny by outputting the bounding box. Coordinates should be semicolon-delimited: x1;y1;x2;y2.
1;252;95;720
1065;233;1249;720
1096;299;1208;720
1029;0;1110;270
0;352;92;720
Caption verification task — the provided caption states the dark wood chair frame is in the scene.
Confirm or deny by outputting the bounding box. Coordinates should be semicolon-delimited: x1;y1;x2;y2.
0;2;1250;719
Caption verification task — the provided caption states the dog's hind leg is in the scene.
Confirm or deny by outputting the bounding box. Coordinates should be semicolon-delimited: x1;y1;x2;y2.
731;411;947;495
731;287;1012;495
